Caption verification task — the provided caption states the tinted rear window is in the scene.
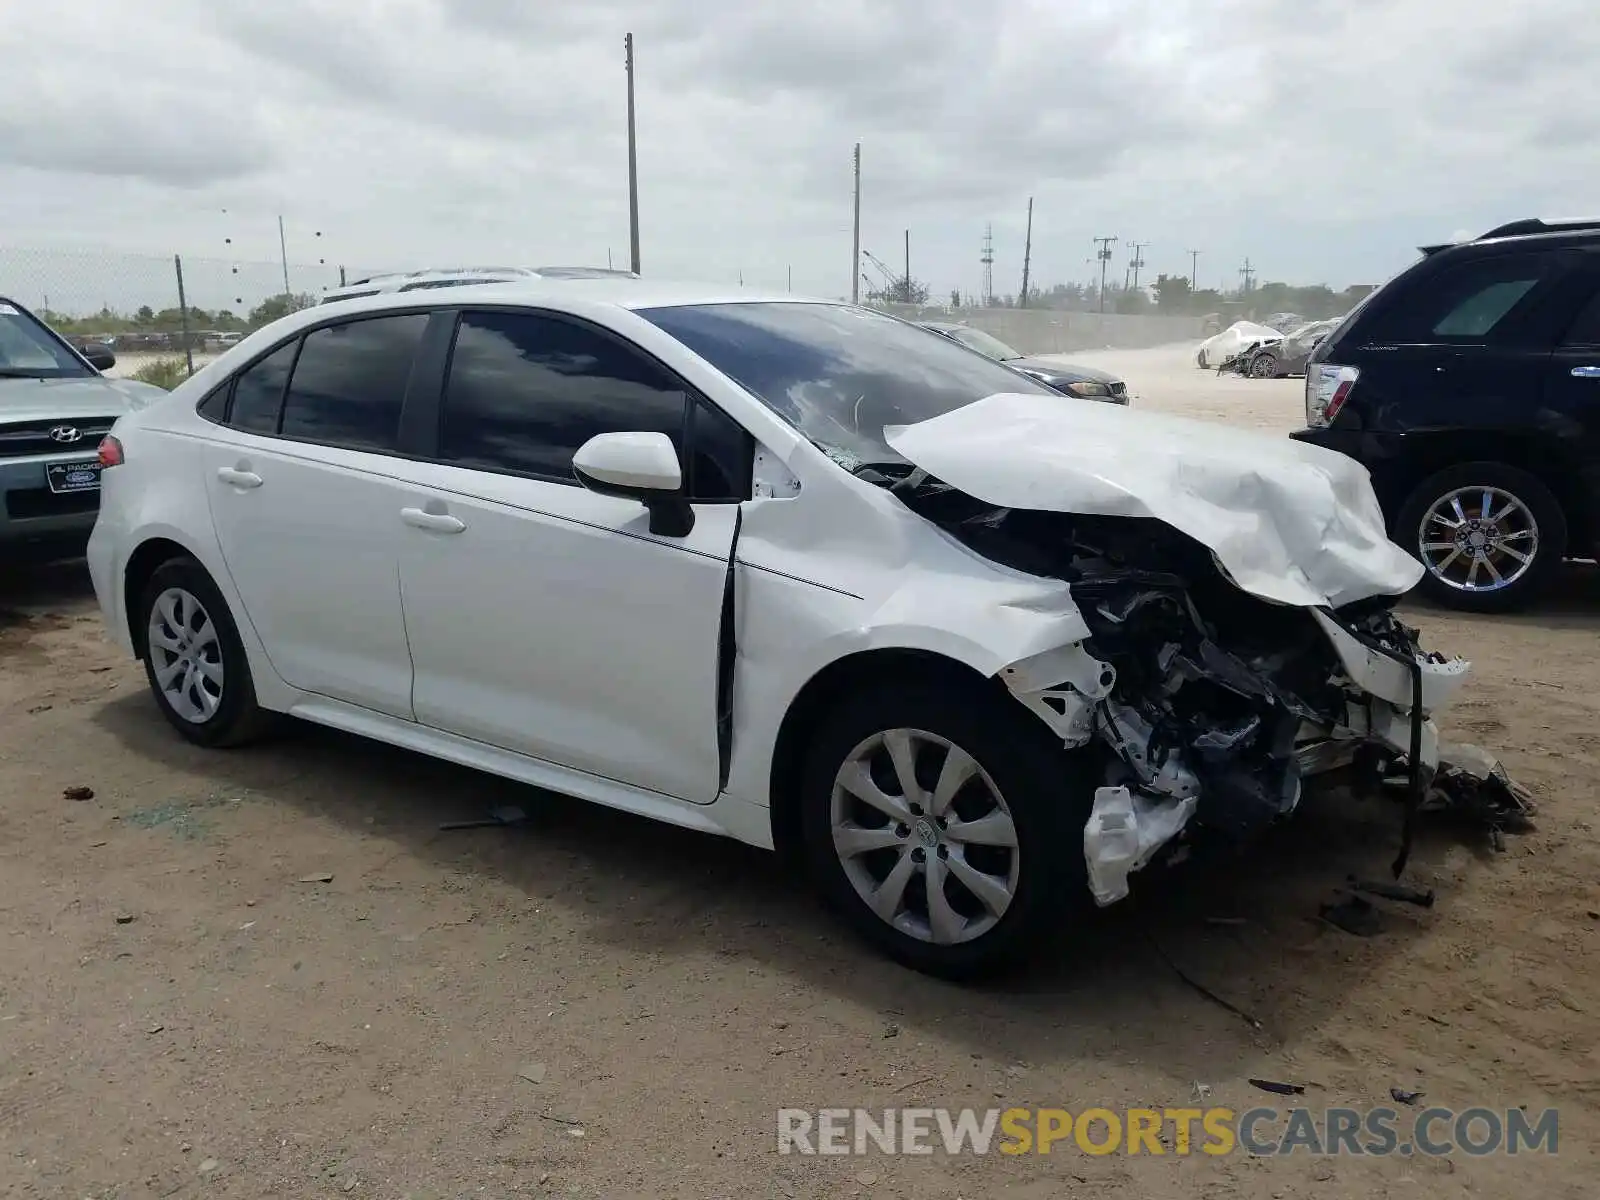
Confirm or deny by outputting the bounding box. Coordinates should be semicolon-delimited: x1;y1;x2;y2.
1352;252;1561;344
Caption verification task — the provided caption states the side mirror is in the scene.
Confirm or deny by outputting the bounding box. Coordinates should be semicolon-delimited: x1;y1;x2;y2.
83;346;116;371
572;431;694;537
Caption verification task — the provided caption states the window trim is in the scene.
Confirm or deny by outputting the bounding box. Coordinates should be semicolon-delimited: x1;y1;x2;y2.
193;306;448;462
421;304;754;503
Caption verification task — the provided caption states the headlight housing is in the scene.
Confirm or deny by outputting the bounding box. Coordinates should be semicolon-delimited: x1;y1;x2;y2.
1062;380;1112;399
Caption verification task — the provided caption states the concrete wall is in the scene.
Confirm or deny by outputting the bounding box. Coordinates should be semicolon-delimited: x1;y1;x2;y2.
878;303;1204;355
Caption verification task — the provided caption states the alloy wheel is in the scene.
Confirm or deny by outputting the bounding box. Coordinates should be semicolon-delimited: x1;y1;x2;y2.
829;728;1020;945
1417;486;1540;594
147;586;225;723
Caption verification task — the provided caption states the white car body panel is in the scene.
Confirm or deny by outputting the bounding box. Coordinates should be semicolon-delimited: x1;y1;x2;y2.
85;280;1499;915
1198;320;1282;364
884;390;1425;610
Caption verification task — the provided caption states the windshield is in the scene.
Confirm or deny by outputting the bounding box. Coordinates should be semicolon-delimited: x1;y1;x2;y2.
0;302;91;378
946;326;1021;360
640;302;1055;468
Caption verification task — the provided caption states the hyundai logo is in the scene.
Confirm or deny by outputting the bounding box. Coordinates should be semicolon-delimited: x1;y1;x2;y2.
48;425;82;444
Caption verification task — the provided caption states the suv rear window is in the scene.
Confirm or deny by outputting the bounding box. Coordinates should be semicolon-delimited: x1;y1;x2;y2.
1357;253;1559;345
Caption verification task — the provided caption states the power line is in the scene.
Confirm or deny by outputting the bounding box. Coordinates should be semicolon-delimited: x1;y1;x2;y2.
1129;241;1150;292
980;222;994;307
1092;235;1117;313
625;33;641;274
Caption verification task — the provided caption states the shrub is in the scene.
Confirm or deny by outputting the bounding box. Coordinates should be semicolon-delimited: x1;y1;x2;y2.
129;357;190;390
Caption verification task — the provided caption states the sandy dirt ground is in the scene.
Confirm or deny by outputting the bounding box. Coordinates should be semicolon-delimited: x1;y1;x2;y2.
3;346;1599;1198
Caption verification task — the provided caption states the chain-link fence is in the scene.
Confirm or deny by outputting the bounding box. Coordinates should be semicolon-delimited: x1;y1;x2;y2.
0;247;391;386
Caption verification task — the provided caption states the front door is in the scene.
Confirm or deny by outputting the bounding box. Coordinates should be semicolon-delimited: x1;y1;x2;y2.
397;308;752;803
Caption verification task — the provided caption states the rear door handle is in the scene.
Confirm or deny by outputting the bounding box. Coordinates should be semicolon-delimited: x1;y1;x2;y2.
216;466;263;489
401;506;465;534
1570;365;1600;378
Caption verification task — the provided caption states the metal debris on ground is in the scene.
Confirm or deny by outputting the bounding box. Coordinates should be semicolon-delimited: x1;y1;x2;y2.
1350;878;1436;908
114;912;136;925
62;785;94;800
438;804;529;831
1249;1078;1306;1096
1319;894;1381;937
298;872;335;884
518;1062;547;1084
1391;1087;1425;1106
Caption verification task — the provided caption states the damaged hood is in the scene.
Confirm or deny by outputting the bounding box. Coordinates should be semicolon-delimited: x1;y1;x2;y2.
883;391;1424;609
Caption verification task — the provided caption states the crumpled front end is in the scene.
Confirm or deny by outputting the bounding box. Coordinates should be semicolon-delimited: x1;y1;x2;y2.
874;470;1529;906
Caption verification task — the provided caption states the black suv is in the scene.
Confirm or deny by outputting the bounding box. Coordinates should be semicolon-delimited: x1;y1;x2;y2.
1292;219;1600;612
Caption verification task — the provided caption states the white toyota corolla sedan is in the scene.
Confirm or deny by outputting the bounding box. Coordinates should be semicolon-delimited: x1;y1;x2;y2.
87;281;1497;977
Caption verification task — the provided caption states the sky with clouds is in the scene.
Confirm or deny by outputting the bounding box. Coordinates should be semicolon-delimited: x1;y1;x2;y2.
1;0;1596;310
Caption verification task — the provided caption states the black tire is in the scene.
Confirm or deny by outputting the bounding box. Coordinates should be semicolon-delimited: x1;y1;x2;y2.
1395;462;1567;613
798;675;1098;979
136;556;276;747
1249;351;1278;378
1196;350;1207;369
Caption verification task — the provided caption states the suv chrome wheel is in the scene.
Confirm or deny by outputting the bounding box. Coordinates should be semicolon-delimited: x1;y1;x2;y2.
830;727;1019;946
1417;486;1539;593
147;586;225;722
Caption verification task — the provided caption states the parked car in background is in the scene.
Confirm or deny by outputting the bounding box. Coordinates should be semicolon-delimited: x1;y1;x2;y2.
1294;217;1600;612
918;322;1129;403
0;297;166;556
321;265;639;304
89;279;1491;977
1242;318;1342;378
1197;320;1281;368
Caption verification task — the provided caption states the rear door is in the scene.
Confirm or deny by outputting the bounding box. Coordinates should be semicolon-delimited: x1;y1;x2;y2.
1330;250;1576;433
199;312;432;719
1541;267;1600;541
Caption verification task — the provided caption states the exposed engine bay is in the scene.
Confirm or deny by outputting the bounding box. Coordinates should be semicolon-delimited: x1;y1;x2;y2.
861;463;1534;905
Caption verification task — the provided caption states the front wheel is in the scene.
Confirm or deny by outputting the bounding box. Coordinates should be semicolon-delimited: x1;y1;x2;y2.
1249;351;1279;378
1395;462;1567;613
798;677;1097;979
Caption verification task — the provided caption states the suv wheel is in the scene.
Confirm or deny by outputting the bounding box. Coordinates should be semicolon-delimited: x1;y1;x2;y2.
1396;462;1567;613
137;557;275;746
798;678;1096;979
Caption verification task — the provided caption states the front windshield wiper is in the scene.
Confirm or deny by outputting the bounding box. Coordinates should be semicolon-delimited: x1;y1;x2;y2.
0;368;50;379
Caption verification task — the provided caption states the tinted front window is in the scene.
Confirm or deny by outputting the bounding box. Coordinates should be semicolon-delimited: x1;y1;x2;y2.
229;341;298;434
279;314;426;451
1560;288;1600;346
640;302;1055;468
440;310;687;481
0;303;91;378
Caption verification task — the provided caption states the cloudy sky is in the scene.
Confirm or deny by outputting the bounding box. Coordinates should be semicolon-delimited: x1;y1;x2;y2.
2;0;1595;311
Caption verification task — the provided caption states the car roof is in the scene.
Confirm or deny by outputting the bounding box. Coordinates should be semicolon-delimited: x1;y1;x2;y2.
292;280;840;332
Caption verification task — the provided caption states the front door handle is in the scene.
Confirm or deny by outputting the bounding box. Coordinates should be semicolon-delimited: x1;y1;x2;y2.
216;466;263;489
1570;365;1600;378
401;506;465;534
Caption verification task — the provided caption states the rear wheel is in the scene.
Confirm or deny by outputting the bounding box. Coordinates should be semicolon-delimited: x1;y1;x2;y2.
137;557;275;746
1196;350;1208;368
798;677;1097;979
1396;462;1567;613
1249;351;1279;378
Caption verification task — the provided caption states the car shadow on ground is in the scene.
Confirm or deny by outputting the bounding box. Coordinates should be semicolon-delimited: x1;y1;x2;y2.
1401;559;1600;632
0;553;96;622
90;677;1506;1086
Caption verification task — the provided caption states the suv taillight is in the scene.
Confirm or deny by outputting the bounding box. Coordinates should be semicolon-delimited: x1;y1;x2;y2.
97;435;124;468
1306;364;1359;428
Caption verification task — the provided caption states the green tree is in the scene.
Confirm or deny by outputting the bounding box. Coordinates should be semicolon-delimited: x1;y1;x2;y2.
1152;273;1193;312
248;292;318;328
135;305;155;325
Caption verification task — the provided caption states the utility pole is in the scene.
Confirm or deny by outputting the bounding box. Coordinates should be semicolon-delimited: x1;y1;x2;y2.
980;223;994;307
1092;235;1117;313
903;228;911;299
1238;257;1255;293
1187;248;1201;289
1019;198;1034;308
625;32;641;274
277;214;290;294
850;142;861;304
1129;241;1149;292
